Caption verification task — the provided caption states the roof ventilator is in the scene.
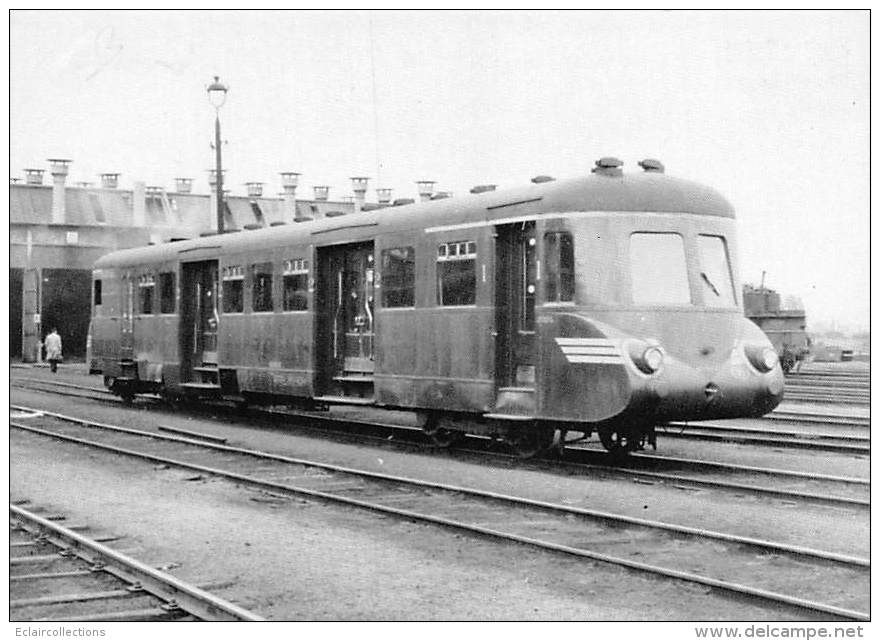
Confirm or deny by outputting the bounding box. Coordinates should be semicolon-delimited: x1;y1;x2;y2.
531;175;555;183
470;184;496;194
638;159;665;173
591;157;623;177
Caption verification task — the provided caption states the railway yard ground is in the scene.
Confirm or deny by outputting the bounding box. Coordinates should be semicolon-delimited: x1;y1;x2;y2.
9;362;871;621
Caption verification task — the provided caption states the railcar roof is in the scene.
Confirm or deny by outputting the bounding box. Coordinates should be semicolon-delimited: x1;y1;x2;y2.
94;170;734;269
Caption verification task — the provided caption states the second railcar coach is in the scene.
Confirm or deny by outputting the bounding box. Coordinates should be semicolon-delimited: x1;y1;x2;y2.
91;157;783;456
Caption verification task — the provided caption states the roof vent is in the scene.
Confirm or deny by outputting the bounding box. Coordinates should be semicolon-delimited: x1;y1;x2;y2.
243;223;262;230
313;185;330;201
325;210;347;218
393;198;415;206
431;191;452;200
246;182;264;198
638;158;664;173
362;203;383;211
269;221;287;226
592;157;623;177
175;178;193;193
100;173;120;189
531;175;555;183
200;230;218;237
469;184;496;194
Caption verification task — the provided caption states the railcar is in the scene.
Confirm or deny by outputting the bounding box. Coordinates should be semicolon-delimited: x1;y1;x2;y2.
90;157;783;455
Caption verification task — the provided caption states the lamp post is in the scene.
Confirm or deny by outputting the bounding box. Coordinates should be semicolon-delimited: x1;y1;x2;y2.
207;75;228;233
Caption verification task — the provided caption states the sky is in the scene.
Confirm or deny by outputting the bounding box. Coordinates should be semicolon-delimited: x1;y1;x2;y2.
9;10;869;331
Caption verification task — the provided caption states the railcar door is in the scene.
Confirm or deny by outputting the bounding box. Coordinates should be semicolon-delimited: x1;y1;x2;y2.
494;222;538;412
180;260;219;382
315;242;375;399
120;272;135;361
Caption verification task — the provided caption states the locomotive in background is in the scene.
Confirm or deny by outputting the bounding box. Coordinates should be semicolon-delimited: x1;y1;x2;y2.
742;279;810;373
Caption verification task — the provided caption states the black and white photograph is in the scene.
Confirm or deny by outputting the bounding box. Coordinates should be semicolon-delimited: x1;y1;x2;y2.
8;8;870;632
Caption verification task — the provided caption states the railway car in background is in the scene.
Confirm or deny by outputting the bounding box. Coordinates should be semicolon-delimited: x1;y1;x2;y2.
90;157;783;455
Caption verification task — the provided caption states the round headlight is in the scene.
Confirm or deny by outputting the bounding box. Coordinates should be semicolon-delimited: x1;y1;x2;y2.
643;346;664;373
745;344;778;373
761;347;779;371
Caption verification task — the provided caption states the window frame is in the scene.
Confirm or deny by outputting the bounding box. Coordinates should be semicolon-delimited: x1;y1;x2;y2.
282;258;310;312
250;261;275;313
696;234;737;308
158;271;177;314
436;240;477;307
137;274;156;315
628;231;692;306
221;265;245;314
542;231;575;305
381;246;416;309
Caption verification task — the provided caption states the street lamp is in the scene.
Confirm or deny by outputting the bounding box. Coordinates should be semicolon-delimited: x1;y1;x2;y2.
207;75;228;233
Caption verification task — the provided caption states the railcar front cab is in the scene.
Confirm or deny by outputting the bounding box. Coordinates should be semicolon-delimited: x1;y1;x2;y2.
533;207;783;453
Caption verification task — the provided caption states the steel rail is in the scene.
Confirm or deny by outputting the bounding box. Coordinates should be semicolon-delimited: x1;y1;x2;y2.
657;424;869;454
10;406;870;567
9;386;870;509
11;417;868;621
10;504;264;622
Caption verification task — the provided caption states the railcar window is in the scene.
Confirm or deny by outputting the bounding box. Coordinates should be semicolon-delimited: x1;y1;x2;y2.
381;246;415;307
93;280;102;307
159;272;176;313
251;262;274;312
282;258;309;311
629;233;691;305
222;265;244;313
697;235;737;307
437;241;477;306
544;232;575;303
137;274;155;314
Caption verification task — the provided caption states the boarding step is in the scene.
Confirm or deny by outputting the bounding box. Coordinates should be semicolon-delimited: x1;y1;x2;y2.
493;386;536;416
180;382;222;392
332;375;374;383
314;395;375;406
484;413;535;421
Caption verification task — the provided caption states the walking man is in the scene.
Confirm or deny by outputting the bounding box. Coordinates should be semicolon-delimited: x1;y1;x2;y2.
45;328;62;373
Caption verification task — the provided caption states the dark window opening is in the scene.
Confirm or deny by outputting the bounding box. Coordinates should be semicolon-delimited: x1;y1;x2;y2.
250;202;265;226
222;265;244;313
252;262;274;312
282;258;309;311
382;246;415;307
138;275;155;314
544;232;575;303
93;280;103;306
437;241;476;306
159;272;176;313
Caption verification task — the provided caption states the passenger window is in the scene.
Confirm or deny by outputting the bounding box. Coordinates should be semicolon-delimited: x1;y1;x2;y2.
222;265;244;313
251;262;274;312
138;274;155;314
697;235;736;307
93;280;102;307
544;232;574;303
437;241;476;306
159;272;176;313
629;232;691;305
381;246;415;307
282;258;309;311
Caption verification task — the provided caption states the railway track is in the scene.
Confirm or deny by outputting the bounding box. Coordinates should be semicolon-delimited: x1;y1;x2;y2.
10;379;870;509
9;502;263;622
659;421;869;455
10;405;868;620
783;370;870;405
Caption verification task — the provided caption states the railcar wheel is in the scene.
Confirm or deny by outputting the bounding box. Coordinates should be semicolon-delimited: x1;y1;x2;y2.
598;426;640;455
507;428;556;459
